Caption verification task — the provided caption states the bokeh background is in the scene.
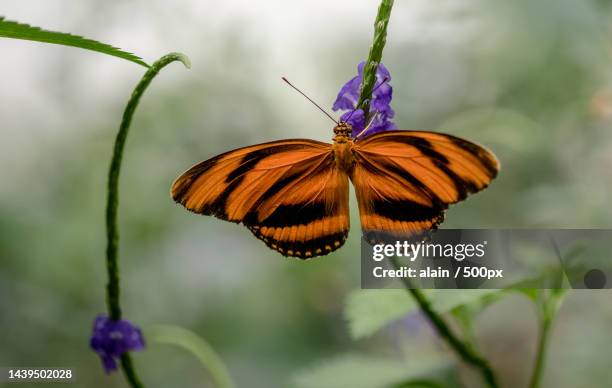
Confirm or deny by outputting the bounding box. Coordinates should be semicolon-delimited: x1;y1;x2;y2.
1;0;612;387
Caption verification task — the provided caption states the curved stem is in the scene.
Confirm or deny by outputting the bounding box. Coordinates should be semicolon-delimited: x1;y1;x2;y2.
146;325;235;388
389;257;499;388
105;52;191;388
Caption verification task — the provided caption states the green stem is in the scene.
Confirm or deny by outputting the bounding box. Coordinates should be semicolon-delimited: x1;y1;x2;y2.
357;2;498;386
389;257;499;388
528;316;553;388
105;52;191;388
528;290;562;388
357;0;394;118
120;355;144;388
357;2;496;385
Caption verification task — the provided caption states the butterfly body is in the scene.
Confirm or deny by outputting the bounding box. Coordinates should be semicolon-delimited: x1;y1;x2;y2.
331;122;355;173
172;122;499;259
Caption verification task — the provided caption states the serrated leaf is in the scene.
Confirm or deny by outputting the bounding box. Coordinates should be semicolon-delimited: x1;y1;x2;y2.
345;289;501;340
0;16;148;67
292;354;448;388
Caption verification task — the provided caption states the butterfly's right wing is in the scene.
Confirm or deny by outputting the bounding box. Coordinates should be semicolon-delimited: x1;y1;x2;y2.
171;139;350;258
351;130;499;241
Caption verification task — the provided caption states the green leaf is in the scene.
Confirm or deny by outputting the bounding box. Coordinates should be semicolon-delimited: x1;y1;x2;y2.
389;380;446;388
429;290;502;313
292;354;448;388
145;324;234;388
449;291;506;350
515;288;539;302
345;289;501;340
0;16;148;67
346;290;415;339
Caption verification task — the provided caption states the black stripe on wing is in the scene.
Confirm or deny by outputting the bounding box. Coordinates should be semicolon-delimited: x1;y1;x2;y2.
247;227;348;259
201;144;311;219
357;134;495;203
354;151;447;213
244;201;330;227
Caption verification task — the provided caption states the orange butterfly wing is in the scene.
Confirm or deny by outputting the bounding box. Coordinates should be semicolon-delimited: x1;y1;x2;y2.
171;139;350;258
351;130;499;241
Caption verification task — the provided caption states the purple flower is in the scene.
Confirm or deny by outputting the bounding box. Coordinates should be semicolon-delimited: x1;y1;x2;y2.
90;314;145;373
332;61;397;138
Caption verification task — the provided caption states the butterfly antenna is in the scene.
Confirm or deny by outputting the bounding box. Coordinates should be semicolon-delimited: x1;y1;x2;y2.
282;77;338;125
345;76;390;123
354;112;380;139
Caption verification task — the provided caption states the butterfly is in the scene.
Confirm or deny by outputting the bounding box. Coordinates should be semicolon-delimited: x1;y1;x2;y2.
171;121;499;259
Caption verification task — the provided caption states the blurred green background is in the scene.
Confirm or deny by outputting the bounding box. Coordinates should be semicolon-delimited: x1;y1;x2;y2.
1;1;612;387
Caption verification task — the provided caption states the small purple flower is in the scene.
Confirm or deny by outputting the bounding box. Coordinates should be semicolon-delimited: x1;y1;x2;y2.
90;314;145;373
332;61;397;138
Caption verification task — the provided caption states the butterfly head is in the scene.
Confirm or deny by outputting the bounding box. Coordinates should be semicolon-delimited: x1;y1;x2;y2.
333;121;353;143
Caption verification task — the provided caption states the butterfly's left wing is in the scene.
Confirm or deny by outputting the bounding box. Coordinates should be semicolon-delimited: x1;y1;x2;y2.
172;139;350;258
351;130;499;241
